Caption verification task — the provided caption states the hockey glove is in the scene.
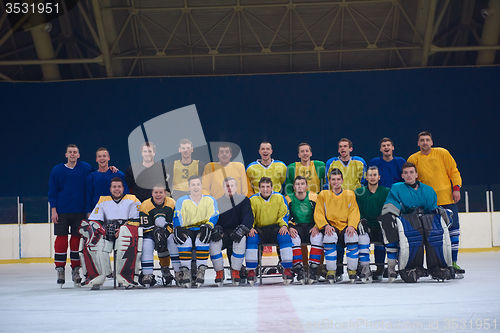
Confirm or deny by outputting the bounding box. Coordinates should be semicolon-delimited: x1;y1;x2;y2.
230;224;251;243
173;226;189;245
199;224;213;244
357;218;370;235
211;225;224;242
105;221;119;241
153;226;169;252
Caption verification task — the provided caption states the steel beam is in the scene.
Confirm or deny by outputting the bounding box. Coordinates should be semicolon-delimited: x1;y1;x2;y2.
92;0;114;76
421;0;437;66
477;0;500;65
0;57;104;65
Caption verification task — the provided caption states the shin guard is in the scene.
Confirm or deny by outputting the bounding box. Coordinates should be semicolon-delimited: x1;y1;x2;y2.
397;213;424;282
79;220;112;288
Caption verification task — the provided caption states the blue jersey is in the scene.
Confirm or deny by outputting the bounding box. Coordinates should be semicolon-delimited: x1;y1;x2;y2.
368;157;406;188
48;161;94;213
384;181;438;215
85;169;129;213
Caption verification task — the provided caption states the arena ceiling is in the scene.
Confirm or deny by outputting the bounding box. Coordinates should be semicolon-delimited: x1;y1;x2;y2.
0;0;499;81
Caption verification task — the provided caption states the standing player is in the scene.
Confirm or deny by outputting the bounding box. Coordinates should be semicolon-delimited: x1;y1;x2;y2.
354;166;390;282
126;142;170;203
166;139;206;201
202;145;251;198
210;177;254;286
310;168;366;284
49;144;94;287
246;142;287;196
285;143;325;195
324;138;367;279
285;176;317;284
173;175;218;288
407;131;464;278
80;178;142;289
325;138;367;191
368;138;406;188
86;147;128;214
245;177;294;285
138;184;177;287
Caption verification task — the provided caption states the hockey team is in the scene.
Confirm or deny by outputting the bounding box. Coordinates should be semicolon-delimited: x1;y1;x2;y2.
48;132;465;289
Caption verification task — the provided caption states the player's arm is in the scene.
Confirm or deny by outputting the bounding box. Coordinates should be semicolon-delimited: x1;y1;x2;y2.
119;171;130;194
315;161;326;193
126;198;141;225
284;163;295;197
246;167;255;196
125;166;135;194
313;193;328;230
381;188;402;216
206;197;219;228
85;173;94;214
276;195;289;229
347;194;361;230
48;169;60;223
240;197;255;229
443;150;462;203
324;158;334;189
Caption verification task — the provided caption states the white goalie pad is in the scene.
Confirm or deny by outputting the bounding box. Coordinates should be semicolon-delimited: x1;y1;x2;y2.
114;225;143;287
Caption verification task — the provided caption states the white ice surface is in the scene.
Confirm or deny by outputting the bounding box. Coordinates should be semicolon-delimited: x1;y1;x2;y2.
1;252;499;333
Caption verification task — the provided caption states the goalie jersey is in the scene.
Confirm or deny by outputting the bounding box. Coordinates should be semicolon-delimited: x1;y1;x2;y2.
88;194;141;223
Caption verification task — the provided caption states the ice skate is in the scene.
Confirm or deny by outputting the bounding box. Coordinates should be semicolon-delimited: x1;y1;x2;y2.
307;264;319;284
372;265;384;282
348;270;357;284
359;265;372;283
56;267;65;288
180;267;191;288
196;265;207;288
215;270;224;287
71;266;82;288
161;267;174;286
335;270;344;283
175;270;184;287
326;270;336;284
231;269;241;286
451;262;465;279
247;269;256;286
293;265;305;285
283;268;293;285
142;274;155;287
387;264;397;283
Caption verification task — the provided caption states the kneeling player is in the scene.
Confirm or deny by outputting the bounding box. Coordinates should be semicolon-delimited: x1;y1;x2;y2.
246;177;294;285
138;184;177;287
79;177;142;290
380;162;453;283
210;177;254;286
285;176;317;284
309;168;367;284
173;175;219;288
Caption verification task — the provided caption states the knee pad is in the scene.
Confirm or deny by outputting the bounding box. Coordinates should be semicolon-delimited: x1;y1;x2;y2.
115;225;143;287
344;231;359;244
420;212;452;271
397;213;424;271
323;232;338;244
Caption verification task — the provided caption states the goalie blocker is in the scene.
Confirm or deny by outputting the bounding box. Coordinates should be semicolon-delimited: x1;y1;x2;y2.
378;208;452;282
79;220;143;289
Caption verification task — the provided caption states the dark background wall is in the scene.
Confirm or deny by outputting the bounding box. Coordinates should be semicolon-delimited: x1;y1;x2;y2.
1;66;498;206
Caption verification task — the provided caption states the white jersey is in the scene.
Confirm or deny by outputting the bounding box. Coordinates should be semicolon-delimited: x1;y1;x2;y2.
88;194;141;222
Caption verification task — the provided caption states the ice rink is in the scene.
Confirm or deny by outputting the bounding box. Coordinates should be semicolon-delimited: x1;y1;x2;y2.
1;251;499;333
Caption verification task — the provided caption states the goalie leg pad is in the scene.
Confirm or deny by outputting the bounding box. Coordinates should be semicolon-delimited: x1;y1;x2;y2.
378;214;399;244
397;213;424;272
78;220;111;288
115;225;143;287
420;212;452;279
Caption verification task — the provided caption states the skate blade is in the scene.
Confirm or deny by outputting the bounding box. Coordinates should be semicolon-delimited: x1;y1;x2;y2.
59;284;64;289
349;279;356;284
73;282;81;288
283;280;292;285
361;277;372;284
298;279;306;285
232;282;239;287
307;279;316;285
216;282;223;287
388;277;395;283
328;279;335;284
248;281;255;286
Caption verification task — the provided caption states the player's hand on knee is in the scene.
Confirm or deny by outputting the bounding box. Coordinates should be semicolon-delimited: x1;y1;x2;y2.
309;226;320;237
289;227;298;238
211;225;224;242
345;226;356;237
325;224;335;236
174;226;189;245
278;225;288;235
199;224;213;244
230;224;250;243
